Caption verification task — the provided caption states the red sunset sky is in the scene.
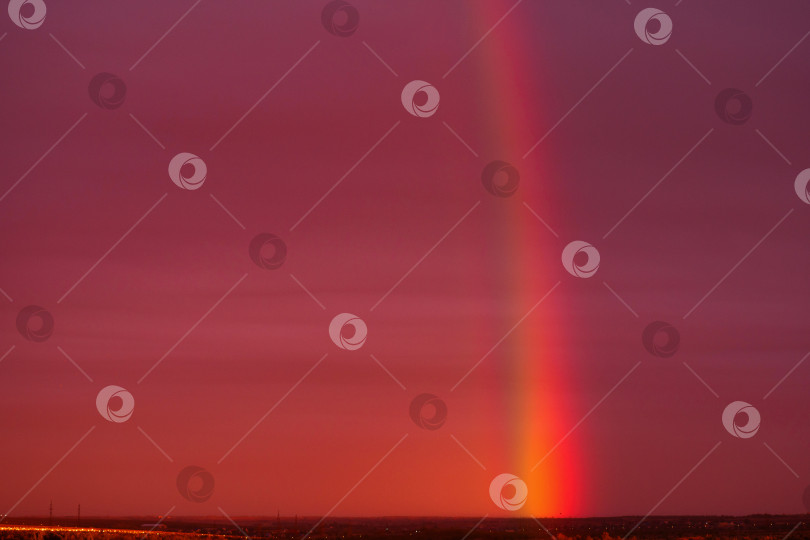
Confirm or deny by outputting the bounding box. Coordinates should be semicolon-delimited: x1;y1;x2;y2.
1;0;810;520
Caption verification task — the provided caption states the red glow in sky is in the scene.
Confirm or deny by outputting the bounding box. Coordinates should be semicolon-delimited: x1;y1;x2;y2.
2;0;810;520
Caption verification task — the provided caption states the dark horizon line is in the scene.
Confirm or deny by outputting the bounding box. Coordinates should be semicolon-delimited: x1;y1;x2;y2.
7;513;810;520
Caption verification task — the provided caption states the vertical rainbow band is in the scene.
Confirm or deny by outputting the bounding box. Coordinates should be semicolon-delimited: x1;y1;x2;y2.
471;1;583;517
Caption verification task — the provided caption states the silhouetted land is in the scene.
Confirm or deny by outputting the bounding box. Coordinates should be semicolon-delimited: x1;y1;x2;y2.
0;515;808;540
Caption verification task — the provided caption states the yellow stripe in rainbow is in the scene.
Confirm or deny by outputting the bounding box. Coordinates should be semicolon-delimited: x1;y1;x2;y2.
470;1;583;517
